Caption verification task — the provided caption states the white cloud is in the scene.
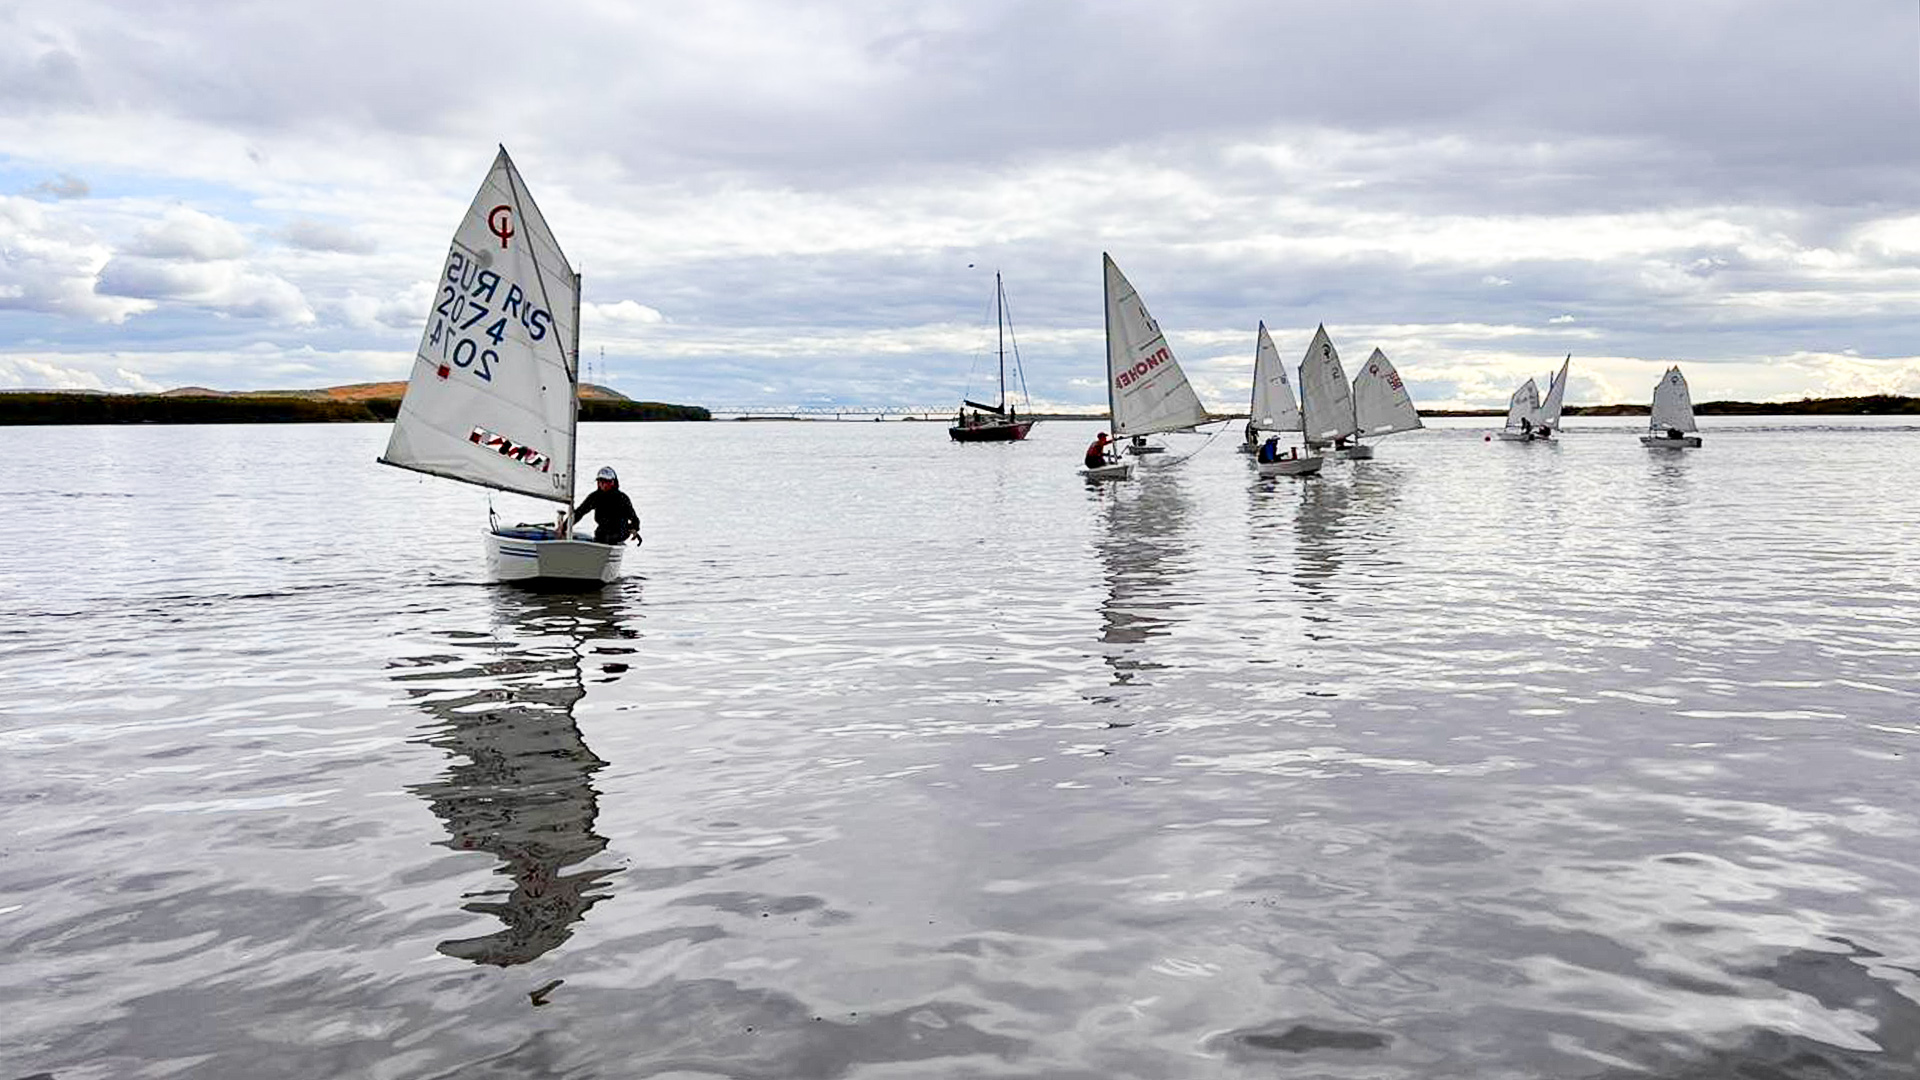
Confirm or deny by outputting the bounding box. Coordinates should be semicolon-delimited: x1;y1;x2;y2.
0;194;151;322
283;218;376;254
96;256;315;323
584;299;665;326
124;206;249;261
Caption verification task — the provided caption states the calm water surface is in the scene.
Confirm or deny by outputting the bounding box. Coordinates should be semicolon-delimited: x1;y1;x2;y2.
3;416;1918;1079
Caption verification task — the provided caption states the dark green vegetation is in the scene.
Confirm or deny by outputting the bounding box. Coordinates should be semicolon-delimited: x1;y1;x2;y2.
0;393;711;426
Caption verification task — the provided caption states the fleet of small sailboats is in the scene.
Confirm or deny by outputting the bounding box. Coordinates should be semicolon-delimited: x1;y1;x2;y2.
1641;365;1703;448
373;157;1724;578
949;271;1034;443
379;146;624;585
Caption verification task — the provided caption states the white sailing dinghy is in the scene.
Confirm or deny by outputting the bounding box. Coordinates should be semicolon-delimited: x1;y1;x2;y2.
1534;355;1571;438
1299;324;1359;457
1348;347;1423;457
1088;254;1211;479
1640;365;1703;448
1245;322;1322;477
1496;379;1542;441
379;146;623;585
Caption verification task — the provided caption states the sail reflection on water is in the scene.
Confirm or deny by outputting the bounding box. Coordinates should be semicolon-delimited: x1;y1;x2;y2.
395;589;637;966
1091;476;1195;694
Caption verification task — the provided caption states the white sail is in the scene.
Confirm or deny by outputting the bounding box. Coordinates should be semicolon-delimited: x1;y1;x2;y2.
1648;365;1697;433
1351;348;1422;437
1297;324;1357;445
1248;322;1302;433
382;146;579;505
1504;379;1540;430
1103;254;1210;438
1538;355;1570;429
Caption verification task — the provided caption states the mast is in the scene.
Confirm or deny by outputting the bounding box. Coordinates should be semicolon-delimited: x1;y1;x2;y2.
568;268;582;515
995;271;1006;412
1102;256;1117;432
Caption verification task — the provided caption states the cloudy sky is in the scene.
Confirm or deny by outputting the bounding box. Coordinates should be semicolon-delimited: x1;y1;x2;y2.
2;0;1916;410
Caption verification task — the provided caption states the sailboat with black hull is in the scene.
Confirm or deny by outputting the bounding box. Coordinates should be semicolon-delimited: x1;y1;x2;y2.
379;146;624;585
950;271;1033;442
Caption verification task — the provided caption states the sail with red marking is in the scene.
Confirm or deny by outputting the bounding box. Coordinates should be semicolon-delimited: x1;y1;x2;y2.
1351;347;1422;437
1103;254;1210;438
382;146;580;504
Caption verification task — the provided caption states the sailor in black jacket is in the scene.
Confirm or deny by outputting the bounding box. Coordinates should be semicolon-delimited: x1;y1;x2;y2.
572;466;641;545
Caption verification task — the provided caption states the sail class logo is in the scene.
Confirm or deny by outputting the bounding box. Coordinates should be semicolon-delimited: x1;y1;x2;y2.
487;204;514;248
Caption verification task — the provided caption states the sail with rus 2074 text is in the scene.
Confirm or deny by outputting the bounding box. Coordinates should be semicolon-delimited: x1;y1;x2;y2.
381;147;581;506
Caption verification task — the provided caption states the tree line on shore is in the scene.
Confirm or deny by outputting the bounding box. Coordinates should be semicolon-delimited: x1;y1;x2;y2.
0;393;711;425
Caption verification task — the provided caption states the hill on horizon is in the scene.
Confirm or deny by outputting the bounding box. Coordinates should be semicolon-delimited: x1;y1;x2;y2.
157;382;632;401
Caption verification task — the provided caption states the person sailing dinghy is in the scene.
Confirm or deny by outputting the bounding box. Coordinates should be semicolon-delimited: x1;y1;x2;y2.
1640;365;1703;448
1245;322;1322;477
1495;379;1541;442
1086;254;1211;478
379;146;630;584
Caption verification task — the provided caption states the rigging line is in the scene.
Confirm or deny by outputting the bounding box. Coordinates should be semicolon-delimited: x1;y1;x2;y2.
1154;420;1230;467
999;287;1032;408
501;153;575;383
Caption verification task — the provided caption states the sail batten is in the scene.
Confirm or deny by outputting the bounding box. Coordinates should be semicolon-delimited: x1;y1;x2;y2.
1352;347;1422;437
1103;254;1210;438
381;147;579;504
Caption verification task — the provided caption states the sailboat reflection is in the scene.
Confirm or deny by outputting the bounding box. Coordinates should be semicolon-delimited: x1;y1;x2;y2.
1289;476;1350;636
1092;476;1195;694
396;587;637;966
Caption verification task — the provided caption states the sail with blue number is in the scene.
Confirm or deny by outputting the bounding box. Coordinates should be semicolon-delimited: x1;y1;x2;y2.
381;146;580;505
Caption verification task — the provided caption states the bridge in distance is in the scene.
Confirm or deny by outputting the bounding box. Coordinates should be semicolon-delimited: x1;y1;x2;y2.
705;404;1109;421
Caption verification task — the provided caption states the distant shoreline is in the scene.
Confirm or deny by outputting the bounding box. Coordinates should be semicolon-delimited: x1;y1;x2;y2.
0;391;710;426
2;391;1914;425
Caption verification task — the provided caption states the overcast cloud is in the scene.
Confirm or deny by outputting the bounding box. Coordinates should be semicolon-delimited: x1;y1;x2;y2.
0;0;1915;408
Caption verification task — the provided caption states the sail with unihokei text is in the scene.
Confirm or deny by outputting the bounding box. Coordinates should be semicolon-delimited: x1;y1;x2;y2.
1103;254;1210;438
382;146;579;504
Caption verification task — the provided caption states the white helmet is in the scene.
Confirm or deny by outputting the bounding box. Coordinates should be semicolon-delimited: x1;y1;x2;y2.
595;466;618;482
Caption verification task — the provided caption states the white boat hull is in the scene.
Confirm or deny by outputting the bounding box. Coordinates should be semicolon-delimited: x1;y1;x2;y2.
1082;462;1133;481
1257;455;1324;478
1339;444;1374;459
485;529;624;584
1495;429;1540;442
1640;435;1702;449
